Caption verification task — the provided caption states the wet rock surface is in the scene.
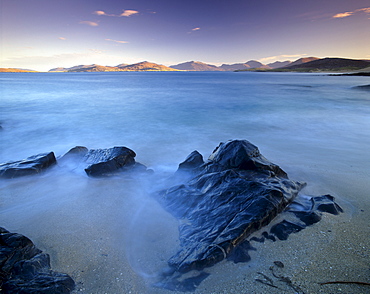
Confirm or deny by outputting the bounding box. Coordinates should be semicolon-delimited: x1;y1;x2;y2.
0;152;56;179
0;227;75;293
0;146;148;179
83;146;138;177
155;140;342;291
60;145;148;177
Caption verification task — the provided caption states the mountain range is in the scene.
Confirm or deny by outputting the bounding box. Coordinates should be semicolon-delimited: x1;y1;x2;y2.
48;61;178;72
46;57;323;72
1;57;369;73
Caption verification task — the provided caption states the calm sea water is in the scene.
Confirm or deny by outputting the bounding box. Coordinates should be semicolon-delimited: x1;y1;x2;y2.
1;72;369;292
1;72;369;170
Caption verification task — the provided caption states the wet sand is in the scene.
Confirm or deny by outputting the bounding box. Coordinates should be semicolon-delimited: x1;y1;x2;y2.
1;160;369;294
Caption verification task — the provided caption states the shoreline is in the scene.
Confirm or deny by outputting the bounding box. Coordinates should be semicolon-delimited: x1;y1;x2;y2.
1;163;369;293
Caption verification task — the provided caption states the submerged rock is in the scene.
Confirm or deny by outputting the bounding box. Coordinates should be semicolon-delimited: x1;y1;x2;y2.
0;227;75;293
155;140;342;290
0;152;56;179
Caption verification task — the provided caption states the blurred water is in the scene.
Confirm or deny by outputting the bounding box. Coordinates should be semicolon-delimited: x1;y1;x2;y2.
1;72;369;292
1;72;370;169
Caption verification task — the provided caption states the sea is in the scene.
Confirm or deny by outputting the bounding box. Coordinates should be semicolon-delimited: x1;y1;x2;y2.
1;72;369;293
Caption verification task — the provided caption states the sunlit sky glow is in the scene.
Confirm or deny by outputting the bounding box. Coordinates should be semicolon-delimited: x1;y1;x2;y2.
1;0;369;71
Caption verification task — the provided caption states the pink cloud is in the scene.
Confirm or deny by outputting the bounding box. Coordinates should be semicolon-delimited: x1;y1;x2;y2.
120;10;139;17
332;7;370;18
105;39;128;44
333;11;354;18
94;10;107;16
79;21;99;26
93;9;139;17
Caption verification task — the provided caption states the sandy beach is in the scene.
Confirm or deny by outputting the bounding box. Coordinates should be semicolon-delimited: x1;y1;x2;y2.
1;158;369;294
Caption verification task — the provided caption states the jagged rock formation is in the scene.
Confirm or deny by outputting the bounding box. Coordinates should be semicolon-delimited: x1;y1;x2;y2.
154;140;342;291
157;140;304;274
0;227;75;293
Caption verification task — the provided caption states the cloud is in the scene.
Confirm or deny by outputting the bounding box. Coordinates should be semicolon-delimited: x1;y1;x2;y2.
120;10;139;17
259;54;307;63
94;9;139;17
188;27;201;34
332;7;370;18
332;11;354;18
359;7;370;13
79;21;99;26
58;37;67;41
1;49;108;71
105;39;128;44
93;10;116;17
94;10;107;16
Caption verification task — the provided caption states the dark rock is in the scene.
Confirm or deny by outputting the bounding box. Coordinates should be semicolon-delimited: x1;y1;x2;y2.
83;146;138;177
312;194;343;215
207;140;288;177
262;231;276;242
270;220;305;240
266;194;342;241
156;140;306;275
63;146;88;158
0;227;75;293
227;240;256;263
178;151;204;173
0;152;56;179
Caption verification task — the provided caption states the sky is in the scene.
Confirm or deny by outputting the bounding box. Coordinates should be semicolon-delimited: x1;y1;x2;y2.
1;0;369;71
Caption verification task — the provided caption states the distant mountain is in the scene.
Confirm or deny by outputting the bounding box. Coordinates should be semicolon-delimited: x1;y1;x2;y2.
282;57;370;71
119;61;178;71
49;61;178;72
0;68;37;72
116;63;129;68
284;57;320;68
245;60;269;69
171;60;272;71
170;61;221;71
219;63;251;71
219;60;270;71
267;60;291;69
7;56;370;74
68;65;120;72
48;67;67;72
49;64;101;72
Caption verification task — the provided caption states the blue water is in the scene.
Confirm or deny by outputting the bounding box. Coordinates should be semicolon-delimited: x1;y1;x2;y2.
1;72;369;170
1;72;370;293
